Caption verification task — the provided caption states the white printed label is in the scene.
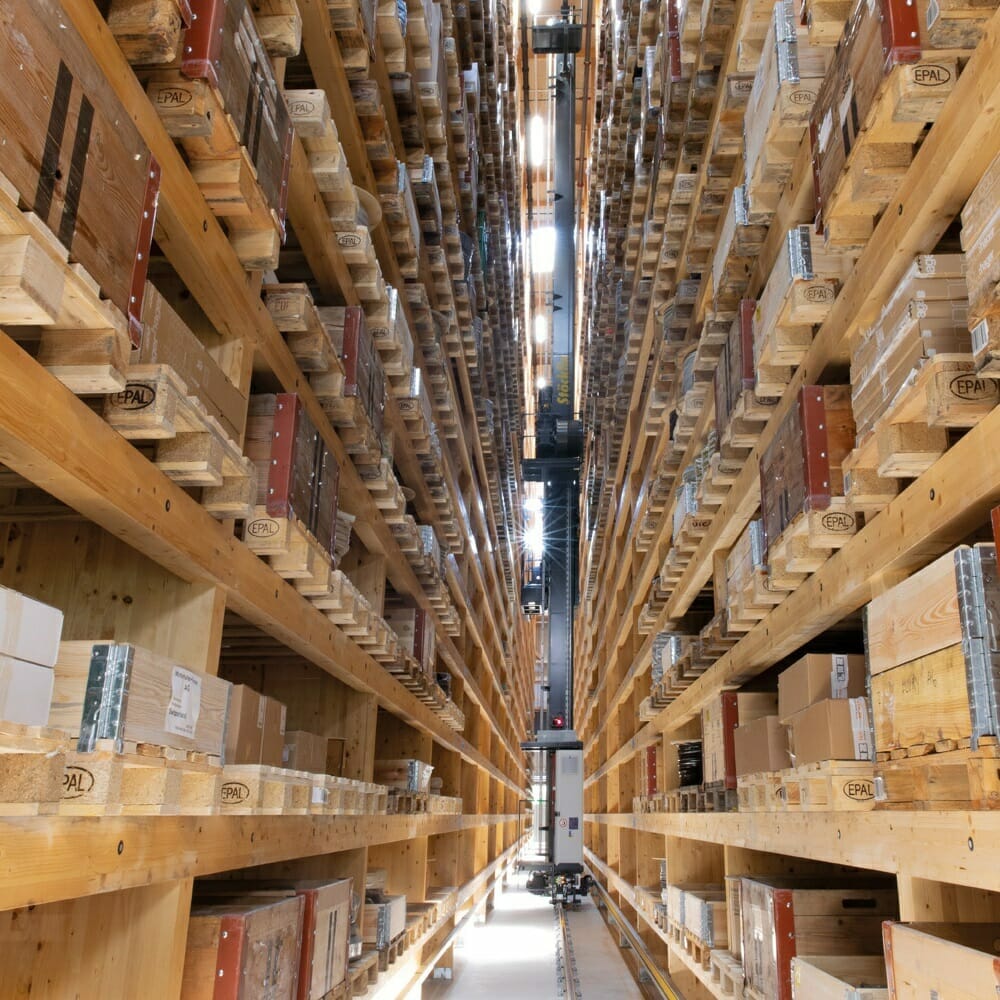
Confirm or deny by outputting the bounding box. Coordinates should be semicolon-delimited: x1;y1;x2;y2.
818;109;833;154
164;666;202;739
838;81;855;134
971;319;989;355
831;654;849;699
849;697;873;761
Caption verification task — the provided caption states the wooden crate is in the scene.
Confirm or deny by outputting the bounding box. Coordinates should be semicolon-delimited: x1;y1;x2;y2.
193;879;354;1000
52;641;230;758
182;895;305;998
0;0;160;346
740;878;898;1000
883;922;1000;998
866;544;1000;749
760;386;857;564
244;394;340;561
790;955;888;999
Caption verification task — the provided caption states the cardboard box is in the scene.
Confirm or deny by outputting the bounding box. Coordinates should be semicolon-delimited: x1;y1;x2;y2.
182;895;304;999
702;692;778;788
0;655;54;725
733;715;790;776
789;698;873;766
225;684;265;765
0;585;64;668
260;696;288;767
777;653;866;722
283;730;328;774
52;642;230;755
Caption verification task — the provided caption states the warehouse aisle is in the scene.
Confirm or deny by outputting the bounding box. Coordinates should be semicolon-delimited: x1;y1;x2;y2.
423;873;643;999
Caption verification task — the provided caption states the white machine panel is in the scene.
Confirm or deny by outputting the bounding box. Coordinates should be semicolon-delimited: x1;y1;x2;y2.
552;748;584;867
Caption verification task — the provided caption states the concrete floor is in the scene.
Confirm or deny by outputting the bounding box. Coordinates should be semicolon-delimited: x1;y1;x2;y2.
422;873;644;1000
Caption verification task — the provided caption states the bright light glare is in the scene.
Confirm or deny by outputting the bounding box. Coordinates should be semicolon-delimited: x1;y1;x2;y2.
528;0;542;14
531;226;555;273
523;497;543;512
529;114;546;167
536;375;547;389
533;313;548;344
525;520;544;559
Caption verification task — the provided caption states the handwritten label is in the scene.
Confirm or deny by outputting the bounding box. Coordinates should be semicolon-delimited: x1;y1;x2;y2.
164;666;202;740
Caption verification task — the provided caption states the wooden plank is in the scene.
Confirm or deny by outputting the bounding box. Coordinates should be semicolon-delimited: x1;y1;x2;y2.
0;879;194;998
865;552;962;676
870;643;974;752
883;922;1000;999
0;812;520;910
589;810;1000;893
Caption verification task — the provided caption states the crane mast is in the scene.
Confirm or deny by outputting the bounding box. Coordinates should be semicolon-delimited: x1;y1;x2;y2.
521;6;589;906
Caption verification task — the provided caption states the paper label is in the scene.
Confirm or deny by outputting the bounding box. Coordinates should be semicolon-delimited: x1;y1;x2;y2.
818;109;833;154
831;654;849;698
971;319;989;355
849;697;873;761
164;667;202;739
838;81;855;135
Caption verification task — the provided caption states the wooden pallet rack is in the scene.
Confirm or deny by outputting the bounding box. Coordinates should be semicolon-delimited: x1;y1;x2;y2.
579;0;1000;994
0;0;532;994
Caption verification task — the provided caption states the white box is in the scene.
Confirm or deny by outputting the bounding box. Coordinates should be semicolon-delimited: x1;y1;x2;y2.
0;655;55;725
0;585;64;667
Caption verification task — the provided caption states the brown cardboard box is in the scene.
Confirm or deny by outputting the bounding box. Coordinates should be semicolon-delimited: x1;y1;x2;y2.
790;698;873;767
733;715;789;776
777;653;866;722
260;696;288;767
225;684;265;765
283;730;328;774
702;692;778;788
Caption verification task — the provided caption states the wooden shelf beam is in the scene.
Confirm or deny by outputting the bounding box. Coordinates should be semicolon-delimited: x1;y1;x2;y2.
588;811;1000;894
0;812;521;911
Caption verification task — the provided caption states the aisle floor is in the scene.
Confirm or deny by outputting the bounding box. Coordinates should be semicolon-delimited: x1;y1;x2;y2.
422;873;644;1000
